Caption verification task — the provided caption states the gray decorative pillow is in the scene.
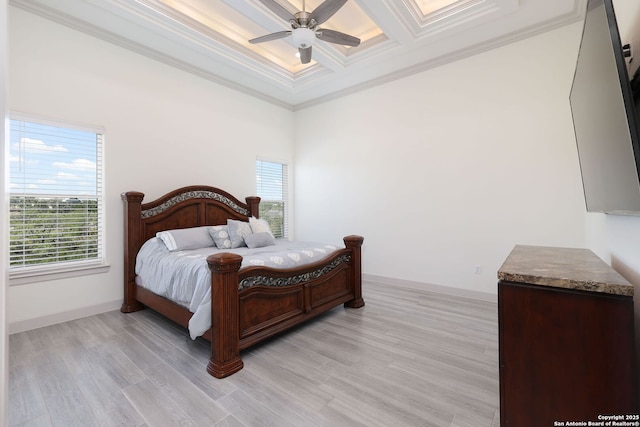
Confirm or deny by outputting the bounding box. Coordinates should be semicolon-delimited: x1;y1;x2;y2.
209;225;232;249
243;232;276;249
227;219;252;248
156;226;214;251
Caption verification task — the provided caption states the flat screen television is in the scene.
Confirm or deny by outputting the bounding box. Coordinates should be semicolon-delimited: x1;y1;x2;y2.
570;0;640;214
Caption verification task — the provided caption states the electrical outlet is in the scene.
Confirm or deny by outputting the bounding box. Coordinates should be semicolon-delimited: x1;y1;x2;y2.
474;265;482;274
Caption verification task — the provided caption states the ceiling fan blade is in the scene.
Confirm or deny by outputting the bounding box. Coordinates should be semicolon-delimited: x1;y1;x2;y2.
257;0;296;22
249;31;292;44
316;29;360;47
299;46;312;64
309;0;348;26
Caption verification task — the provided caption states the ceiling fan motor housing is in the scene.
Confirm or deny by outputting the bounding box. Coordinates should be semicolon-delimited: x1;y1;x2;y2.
295;10;313;28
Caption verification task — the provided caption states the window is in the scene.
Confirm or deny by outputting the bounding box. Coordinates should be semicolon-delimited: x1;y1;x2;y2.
9;116;104;277
256;159;288;238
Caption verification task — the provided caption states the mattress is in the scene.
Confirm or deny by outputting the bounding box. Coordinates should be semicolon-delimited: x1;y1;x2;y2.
135;237;339;338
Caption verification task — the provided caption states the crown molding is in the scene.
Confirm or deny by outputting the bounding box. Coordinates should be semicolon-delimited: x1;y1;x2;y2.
10;0;295;109
294;3;585;111
9;0;588;110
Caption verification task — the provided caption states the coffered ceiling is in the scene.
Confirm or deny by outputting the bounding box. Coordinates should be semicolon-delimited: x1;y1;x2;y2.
10;0;587;109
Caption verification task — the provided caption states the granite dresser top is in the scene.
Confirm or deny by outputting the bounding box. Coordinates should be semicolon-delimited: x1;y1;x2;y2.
498;245;634;297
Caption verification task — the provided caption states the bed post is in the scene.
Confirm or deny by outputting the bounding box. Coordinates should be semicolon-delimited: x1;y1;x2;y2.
343;235;365;308
245;196;260;218
121;191;145;313
206;253;244;378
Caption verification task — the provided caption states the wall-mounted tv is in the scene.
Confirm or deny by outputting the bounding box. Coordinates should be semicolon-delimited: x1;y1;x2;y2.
570;0;640;214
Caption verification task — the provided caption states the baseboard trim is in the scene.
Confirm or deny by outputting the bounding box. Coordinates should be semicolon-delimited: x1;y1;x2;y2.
9;277;496;334
9;299;123;334
363;273;497;303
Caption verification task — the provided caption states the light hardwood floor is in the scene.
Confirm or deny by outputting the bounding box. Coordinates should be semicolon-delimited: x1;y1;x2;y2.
8;282;500;427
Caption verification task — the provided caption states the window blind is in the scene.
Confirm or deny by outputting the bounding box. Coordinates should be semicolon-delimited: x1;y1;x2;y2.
256;160;288;238
9;118;104;271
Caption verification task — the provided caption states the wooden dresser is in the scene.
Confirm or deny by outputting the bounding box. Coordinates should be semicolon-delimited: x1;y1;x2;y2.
498;245;638;426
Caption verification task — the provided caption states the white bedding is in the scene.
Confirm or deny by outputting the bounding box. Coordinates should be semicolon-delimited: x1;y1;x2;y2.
135;237;339;339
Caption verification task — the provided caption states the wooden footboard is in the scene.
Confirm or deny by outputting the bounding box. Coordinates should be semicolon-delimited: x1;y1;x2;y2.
206;235;364;378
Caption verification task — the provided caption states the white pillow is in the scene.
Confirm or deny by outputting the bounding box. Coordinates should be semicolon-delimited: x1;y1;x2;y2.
156;226;214;251
249;216;273;236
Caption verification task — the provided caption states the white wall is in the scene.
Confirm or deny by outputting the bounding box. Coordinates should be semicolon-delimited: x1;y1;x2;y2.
7;7;294;330
294;23;587;296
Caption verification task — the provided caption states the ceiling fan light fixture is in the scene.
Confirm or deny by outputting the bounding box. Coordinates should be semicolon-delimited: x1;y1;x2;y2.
292;27;316;48
250;0;357;64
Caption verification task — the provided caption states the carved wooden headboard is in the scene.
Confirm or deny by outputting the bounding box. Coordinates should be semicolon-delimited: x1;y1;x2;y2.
121;185;260;311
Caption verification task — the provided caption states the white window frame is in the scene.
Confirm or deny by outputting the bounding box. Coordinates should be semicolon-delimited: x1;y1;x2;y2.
8;114;108;285
256;158;289;239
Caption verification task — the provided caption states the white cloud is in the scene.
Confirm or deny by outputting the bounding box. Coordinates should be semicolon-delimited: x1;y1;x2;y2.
56;172;76;179
18;137;68;153
52;158;95;171
8;153;39;166
36;179;57;185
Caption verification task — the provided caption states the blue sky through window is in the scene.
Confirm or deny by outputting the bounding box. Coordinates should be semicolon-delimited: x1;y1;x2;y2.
9;120;99;196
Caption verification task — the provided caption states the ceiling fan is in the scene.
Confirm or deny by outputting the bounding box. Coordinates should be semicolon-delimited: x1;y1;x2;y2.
249;0;361;64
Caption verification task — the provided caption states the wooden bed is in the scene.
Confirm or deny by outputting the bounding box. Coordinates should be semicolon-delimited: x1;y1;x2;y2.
121;185;364;378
